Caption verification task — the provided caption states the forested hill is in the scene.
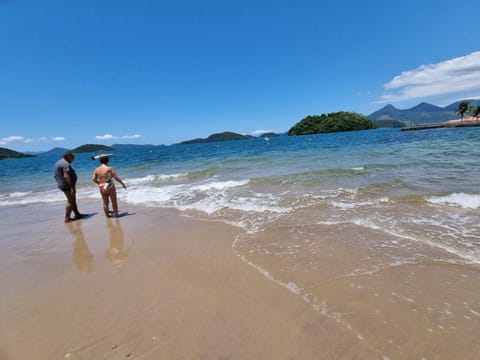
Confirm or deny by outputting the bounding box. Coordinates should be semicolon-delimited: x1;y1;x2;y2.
0;147;35;160
179;132;255;144
288;112;375;136
72;144;114;153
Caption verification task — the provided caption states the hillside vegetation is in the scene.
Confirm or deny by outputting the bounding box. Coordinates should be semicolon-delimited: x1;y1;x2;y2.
0;147;35;160
179;132;255;144
288;112;375;136
72;144;114;153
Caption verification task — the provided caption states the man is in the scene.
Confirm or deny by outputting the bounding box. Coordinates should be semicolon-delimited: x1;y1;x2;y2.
54;150;85;222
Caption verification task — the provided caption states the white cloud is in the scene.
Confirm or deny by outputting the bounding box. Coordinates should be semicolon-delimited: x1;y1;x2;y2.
0;135;25;145
0;136;59;145
95;134;117;140
375;51;480;104
122;134;142;139
0;135;66;148
95;134;143;140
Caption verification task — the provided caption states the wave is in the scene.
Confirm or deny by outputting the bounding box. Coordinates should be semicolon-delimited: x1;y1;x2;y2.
126;172;188;185
125;178;291;216
0;189;65;206
190;179;250;192
428;193;480;209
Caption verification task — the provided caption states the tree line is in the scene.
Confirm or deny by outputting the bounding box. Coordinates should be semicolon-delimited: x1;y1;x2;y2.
288;112;375;136
456;101;480;121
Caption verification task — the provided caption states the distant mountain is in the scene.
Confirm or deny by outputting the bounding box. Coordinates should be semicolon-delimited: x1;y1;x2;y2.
369;99;480;125
443;99;480;112
369;104;409;123
0;147;35;160
179;131;255;145
37;147;69;157
410;102;445;113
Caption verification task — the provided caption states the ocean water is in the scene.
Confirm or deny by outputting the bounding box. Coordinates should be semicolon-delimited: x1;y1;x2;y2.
2;127;480;358
2;127;480;235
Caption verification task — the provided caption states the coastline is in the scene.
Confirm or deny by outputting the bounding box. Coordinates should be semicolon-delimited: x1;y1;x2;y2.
402;116;480;131
0;203;371;360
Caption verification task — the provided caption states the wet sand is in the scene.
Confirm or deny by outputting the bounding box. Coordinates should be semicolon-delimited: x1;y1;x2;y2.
236;222;480;359
1;203;479;359
0;203;372;360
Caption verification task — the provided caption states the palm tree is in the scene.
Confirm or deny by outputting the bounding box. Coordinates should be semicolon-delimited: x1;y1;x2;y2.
473;106;480;121
456;101;470;122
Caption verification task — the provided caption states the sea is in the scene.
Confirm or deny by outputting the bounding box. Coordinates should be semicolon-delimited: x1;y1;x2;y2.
1;127;480;358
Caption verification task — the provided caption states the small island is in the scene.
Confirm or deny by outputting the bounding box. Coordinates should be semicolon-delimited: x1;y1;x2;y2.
179;131;255;145
0;147;35;160
258;132;281;138
72;144;114;153
288;111;376;136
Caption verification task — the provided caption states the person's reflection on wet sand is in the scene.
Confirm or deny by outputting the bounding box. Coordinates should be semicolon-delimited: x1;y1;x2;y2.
105;218;130;268
66;221;94;272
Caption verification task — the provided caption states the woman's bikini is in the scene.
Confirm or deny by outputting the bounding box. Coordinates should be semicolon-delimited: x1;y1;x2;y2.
99;166;115;193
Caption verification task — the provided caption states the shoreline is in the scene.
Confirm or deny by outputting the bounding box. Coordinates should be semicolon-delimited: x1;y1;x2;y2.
402;117;480;131
0;203;370;359
1;196;480;359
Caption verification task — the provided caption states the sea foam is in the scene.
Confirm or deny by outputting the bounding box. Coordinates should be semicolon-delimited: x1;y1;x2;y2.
428;193;480;209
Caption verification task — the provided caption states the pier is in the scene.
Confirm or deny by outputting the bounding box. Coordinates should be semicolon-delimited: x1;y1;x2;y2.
401;123;447;131
402;120;480;131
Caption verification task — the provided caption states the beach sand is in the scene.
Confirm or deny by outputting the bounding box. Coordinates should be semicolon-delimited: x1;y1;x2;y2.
2;202;480;359
0;203;374;360
447;116;479;124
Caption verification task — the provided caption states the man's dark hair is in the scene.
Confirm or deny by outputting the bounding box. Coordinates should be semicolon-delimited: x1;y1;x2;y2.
63;150;74;159
100;156;109;164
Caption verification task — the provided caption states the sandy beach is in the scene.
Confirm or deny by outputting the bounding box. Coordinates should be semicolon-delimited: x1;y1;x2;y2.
1;199;480;359
0;203;377;360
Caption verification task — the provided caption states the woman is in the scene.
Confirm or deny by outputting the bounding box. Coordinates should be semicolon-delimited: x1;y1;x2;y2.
91;155;127;217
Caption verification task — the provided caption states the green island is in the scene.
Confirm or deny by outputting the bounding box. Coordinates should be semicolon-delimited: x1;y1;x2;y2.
179;131;255;145
72;144;114;153
0;147;35;160
259;132;281;138
288;111;376;136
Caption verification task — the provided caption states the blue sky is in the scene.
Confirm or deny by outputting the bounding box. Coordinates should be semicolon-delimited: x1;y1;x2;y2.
1;0;480;151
